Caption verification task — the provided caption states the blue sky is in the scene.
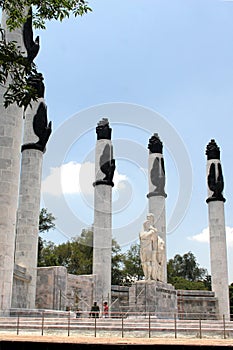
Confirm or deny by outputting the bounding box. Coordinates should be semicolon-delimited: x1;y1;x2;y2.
31;0;233;281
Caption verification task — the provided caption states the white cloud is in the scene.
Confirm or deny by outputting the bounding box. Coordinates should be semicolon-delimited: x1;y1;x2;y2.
42;161;127;197
188;227;233;247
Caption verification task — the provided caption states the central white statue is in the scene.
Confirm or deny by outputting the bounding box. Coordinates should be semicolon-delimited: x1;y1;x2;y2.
139;213;165;281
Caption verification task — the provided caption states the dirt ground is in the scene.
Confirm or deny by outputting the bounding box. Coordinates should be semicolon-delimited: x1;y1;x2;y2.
0;334;233;347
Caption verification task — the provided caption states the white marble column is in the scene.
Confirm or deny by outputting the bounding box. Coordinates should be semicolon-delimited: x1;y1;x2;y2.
93;118;115;308
206;139;230;320
0;12;24;312
13;97;50;309
147;134;167;282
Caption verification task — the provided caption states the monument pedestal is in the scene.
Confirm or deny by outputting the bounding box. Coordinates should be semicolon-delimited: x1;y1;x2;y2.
129;280;177;318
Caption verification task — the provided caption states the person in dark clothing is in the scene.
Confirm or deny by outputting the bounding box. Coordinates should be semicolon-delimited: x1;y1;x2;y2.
90;302;100;318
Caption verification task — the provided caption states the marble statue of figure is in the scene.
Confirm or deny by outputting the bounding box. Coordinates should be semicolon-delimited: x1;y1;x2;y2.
139;214;165;281
139;214;158;280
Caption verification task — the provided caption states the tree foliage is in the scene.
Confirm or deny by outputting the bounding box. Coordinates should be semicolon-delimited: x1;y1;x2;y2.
112;240;124;285
0;0;91;109
38;229;123;279
0;0;92;30
38;230;214;292
38;234;144;285
38;208;56;266
167;251;210;290
0;30;39;109
121;243;144;285
39;208;56;233
169;276;210;291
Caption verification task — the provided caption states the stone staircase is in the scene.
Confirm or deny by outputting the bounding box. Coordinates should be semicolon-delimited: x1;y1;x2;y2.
0;315;232;339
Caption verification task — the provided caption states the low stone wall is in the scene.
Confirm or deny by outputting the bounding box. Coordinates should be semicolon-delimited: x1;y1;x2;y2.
66;274;95;313
34;267;219;319
36;267;67;310
12;264;31;308
177;290;219;319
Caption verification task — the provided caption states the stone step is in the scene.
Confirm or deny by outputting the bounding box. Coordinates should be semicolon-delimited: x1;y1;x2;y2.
0;317;232;330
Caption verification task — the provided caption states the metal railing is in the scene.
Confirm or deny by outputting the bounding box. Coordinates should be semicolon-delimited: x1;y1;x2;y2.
0;311;232;339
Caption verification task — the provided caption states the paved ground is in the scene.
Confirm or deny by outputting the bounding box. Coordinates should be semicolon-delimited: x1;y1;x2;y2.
0;334;233;347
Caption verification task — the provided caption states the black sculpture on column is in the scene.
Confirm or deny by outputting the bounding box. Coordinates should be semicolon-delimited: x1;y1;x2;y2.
23;7;40;64
93;118;115;187
147;133;167;198
206;139;225;203
22;7;52;152
21;102;52;152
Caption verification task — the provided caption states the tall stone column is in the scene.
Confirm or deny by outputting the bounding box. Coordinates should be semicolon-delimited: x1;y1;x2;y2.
6;7;50;309
13;92;51;308
206;139;230;320
147;133;167;282
93;118;115;308
0;12;24;312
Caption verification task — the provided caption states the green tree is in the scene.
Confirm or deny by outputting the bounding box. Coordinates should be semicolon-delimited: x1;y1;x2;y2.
39;208;56;233
38;229;124;280
121;243;144;285
167;252;209;290
112;239;124;285
1;0;92;30
38;229;93;272
38;240;58;267
169;276;208;291
38;208;56;266
67;229;93;275
0;0;92;109
203;274;212;291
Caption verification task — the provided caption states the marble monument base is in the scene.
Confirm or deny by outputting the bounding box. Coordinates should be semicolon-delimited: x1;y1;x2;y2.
129;280;177;318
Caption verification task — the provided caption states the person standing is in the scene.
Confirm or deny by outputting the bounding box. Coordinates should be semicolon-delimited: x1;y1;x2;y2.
90;302;100;318
103;301;109;317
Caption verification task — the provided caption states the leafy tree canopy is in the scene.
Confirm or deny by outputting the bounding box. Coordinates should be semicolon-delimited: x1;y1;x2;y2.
38;229;123;279
0;0;92;30
169;276;210;291
121;243;144;286
167;251;210;290
39;207;56;233
0;0;91;109
112;239;124;285
38;208;56;266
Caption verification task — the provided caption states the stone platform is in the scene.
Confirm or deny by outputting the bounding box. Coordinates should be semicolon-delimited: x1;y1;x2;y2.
177;290;219;320
9;309;74;318
129;281;177;317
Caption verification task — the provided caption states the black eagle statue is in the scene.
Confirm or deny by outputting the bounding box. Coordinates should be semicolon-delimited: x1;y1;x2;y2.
98;144;115;186
22;102;52;152
33;102;52;152
150;157;166;197
23;7;40;64
207;162;225;202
